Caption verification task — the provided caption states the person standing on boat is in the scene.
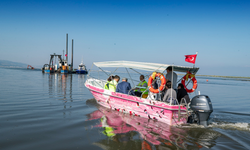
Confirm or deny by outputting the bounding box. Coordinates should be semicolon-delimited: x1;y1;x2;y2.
165;66;178;91
134;75;148;97
162;81;177;104
109;75;120;92
116;78;134;95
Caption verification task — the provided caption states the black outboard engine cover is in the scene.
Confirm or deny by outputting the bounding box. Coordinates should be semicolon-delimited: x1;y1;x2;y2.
190;95;213;127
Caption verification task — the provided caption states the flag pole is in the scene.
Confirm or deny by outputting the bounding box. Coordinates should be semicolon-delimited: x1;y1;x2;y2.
193;51;198;68
171;64;173;105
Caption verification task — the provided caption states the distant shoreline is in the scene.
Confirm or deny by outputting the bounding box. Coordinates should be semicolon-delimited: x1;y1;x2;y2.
176;73;250;79
0;67;249;79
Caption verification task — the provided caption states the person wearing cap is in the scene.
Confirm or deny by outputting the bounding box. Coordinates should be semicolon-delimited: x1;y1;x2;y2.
116;78;134;95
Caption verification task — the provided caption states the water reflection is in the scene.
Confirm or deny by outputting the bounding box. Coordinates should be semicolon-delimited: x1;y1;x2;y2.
86;104;221;150
46;74;77;118
46;74;74;100
77;74;86;93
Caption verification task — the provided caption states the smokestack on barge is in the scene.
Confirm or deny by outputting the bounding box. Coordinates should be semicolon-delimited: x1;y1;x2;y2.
66;33;68;62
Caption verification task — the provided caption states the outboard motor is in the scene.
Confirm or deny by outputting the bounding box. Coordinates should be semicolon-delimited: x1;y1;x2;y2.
188;95;213;127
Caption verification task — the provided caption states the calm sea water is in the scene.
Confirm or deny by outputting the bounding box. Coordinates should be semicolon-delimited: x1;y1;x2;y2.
0;67;250;150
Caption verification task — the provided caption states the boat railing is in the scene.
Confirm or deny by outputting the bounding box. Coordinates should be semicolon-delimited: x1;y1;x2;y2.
86;77;107;89
177;98;188;121
86;77;121;90
180;97;188;106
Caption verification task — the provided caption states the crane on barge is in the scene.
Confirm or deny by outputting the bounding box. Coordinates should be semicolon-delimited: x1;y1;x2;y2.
27;65;34;69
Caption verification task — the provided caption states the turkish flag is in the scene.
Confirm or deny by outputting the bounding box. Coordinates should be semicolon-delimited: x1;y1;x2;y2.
65;54;67;57
185;54;197;64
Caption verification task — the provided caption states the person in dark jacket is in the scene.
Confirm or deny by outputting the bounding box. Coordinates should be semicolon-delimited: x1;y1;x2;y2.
116;78;134;95
177;83;190;104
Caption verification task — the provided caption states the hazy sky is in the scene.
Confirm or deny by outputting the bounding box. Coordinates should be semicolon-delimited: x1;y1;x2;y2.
0;0;250;76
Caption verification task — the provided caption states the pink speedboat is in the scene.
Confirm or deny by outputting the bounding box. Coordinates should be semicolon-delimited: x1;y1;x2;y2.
85;61;213;126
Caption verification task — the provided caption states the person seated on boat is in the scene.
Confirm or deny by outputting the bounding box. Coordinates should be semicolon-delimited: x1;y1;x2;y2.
104;76;114;90
116;78;134;95
162;81;178;104
134;75;148;98
165;66;178;92
177;83;190;104
109;75;120;92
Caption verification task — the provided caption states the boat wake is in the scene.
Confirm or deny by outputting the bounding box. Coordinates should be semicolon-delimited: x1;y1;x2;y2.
210;122;250;131
177;121;250;132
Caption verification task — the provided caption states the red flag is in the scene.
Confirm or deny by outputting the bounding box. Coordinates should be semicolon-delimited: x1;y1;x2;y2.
65;54;67;57
185;54;197;64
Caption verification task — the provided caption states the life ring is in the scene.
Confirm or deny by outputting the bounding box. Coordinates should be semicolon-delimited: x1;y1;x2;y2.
148;72;166;93
181;72;197;93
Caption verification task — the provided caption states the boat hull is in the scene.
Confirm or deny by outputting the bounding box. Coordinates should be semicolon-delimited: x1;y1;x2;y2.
61;70;68;74
76;70;88;74
44;69;54;73
85;79;188;126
